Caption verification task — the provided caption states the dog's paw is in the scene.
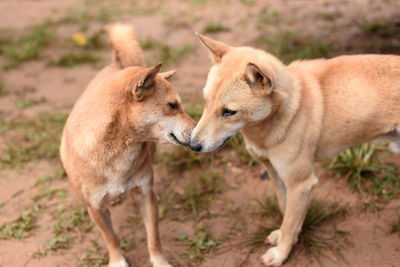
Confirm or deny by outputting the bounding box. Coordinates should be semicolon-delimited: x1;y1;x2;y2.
260;247;286;266
265;229;281;246
109;256;129;267
150;255;172;267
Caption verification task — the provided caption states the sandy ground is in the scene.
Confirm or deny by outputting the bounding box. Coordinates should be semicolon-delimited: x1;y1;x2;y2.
0;0;400;266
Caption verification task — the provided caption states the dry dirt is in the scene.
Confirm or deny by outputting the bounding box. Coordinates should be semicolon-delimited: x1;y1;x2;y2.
0;0;400;267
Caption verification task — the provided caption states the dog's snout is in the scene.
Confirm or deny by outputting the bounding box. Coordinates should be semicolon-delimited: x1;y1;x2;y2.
189;141;202;152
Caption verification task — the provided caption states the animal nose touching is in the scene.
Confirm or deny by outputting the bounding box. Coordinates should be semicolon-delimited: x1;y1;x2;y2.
189;140;203;152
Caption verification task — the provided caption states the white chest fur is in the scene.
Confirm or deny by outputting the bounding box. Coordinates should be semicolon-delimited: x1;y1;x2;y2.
244;136;269;161
243;135;291;179
89;144;152;209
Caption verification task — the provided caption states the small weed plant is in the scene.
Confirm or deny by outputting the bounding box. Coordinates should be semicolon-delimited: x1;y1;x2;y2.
0;210;36;239
175;228;221;263
248;197;348;262
328;143;400;198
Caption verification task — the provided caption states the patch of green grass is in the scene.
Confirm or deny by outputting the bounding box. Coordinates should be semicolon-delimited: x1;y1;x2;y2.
257;196;282;221
158;172;226;220
392;219;400;236
184;101;204;122
57;0;156;27
49;51;103;68
360;20;400;39
57;4;122;26
53;205;93;236
179;172;225;216
203;22;229;33
33;187;68;202
0;210;36;239
15;85;36;96
155;146;213;172
256;8;280;29
0;80;11;96
43;235;73;253
140;37;194;67
240;0;256;6
299;202;348;259
328;143;400;198
259;31;331;64
319;11;340;21
35;169;66;187
361;21;383;33
2;21;54;70
225;132;254;165
175;228;221;263
36;205;93;255
57;7;92;26
187;0;208;5
78;240;109;267
248;197;348;262
48;29;107;68
0;112;67;169
120;239;130;250
0;29;13;54
14;97;46;110
97;6;126;23
71;30;107;50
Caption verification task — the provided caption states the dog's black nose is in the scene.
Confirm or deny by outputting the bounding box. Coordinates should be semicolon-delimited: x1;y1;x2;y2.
189;141;202;152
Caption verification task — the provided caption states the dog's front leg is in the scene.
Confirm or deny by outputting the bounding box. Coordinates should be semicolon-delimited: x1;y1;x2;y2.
87;207;129;267
142;188;172;267
261;170;318;266
263;160;286;214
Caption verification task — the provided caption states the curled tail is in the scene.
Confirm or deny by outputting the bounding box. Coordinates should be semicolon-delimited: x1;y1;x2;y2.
109;23;144;68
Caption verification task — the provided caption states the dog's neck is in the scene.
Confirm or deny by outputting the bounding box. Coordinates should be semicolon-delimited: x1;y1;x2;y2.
241;71;302;150
94;93;148;162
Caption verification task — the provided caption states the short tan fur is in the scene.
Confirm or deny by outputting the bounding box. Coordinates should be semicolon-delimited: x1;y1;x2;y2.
60;24;195;267
190;34;400;266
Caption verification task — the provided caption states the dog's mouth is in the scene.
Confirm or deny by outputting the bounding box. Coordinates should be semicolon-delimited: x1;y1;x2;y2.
216;135;233;150
169;132;188;146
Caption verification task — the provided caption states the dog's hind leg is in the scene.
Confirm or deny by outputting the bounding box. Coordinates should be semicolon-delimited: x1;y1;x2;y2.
87;206;128;267
142;189;172;267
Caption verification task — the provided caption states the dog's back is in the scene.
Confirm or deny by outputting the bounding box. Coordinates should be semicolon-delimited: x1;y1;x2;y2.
287;55;400;159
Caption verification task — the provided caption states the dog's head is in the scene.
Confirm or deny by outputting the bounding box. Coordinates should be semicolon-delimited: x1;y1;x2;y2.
190;35;290;152
117;62;196;146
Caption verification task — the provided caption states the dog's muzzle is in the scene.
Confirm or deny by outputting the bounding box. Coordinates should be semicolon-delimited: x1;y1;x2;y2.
189;141;202;152
170;133;188;146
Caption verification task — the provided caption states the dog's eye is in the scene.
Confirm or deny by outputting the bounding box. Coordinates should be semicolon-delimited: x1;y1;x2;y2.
222;108;237;117
168;103;178;110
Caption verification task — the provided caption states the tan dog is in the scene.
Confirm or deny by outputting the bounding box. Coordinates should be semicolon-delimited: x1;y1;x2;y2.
60;24;195;267
189;34;400;266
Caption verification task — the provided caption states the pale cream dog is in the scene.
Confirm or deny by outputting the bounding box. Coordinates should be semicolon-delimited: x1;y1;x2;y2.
60;24;195;267
189;34;400;266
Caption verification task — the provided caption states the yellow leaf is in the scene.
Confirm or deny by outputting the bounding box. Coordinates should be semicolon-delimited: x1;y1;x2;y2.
71;33;87;46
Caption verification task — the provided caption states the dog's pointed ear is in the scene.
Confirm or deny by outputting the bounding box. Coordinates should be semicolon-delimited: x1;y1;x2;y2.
159;69;177;80
134;62;162;101
195;32;230;64
245;62;272;95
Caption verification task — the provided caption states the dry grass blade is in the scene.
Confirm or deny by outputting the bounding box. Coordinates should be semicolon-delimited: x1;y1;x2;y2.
246;197;348;264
